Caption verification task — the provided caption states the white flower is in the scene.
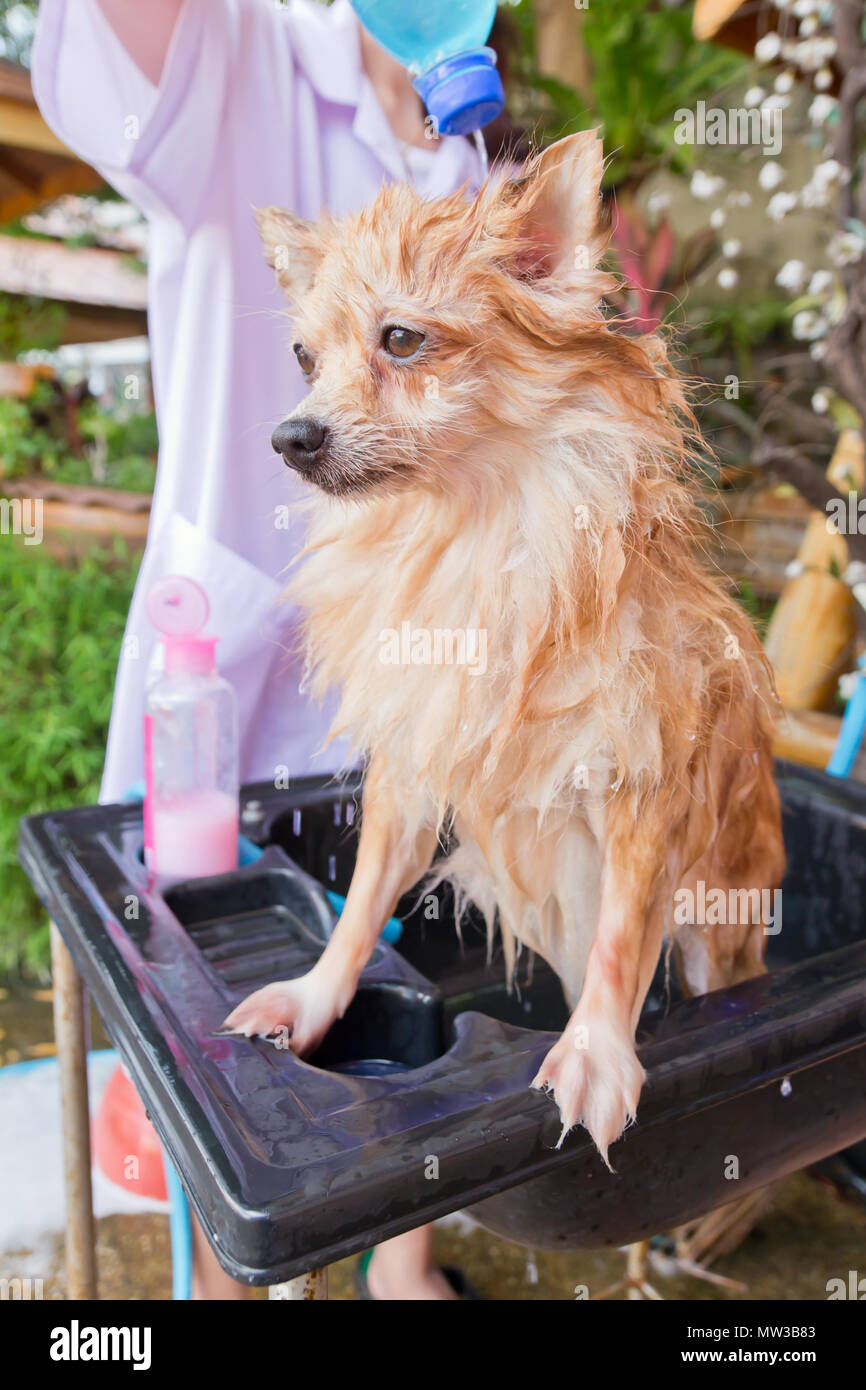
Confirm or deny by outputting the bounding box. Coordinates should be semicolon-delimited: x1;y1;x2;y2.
792;0;820;14
745;86;766;107
809;93;837;125
762;92;790;111
828;230;865;267
801;159;847;208
808;269;833;295
775;71;795;93
690;170;726;200
801;182;828;209
727;190;752;208
717;267;739;290
755;32;783;63
796;37;829;71
815;158;844;185
776;259;807;291
647;190;673;214
799;14;819;36
814;66;833;91
767;190;798;220
722;238;742;257
759;161;785;190
792;309;827;340
811;389;829;413
710;207;727;228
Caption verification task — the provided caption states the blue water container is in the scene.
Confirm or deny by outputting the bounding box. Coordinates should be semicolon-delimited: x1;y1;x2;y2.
351;0;505;136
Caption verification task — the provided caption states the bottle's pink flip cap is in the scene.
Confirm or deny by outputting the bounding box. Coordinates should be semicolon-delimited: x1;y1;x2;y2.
146;575;218;675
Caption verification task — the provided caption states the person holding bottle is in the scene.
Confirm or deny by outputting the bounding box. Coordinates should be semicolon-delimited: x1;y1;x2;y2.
32;0;526;1300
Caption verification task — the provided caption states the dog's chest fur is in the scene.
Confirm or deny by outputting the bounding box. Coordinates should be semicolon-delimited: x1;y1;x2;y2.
289;490;663;996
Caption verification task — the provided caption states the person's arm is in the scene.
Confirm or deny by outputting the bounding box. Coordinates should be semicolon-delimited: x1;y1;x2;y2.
96;0;184;85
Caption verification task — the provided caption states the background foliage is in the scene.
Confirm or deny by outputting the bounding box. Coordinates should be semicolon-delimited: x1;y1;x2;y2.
507;0;747;186
0;0;36;64
0;539;138;973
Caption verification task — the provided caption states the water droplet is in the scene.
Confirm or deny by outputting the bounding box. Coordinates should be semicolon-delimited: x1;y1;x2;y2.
526;1251;539;1286
473;127;489;182
780;1076;792;1098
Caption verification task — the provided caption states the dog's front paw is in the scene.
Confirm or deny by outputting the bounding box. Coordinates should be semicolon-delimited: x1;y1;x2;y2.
532;1015;645;1169
221;966;343;1056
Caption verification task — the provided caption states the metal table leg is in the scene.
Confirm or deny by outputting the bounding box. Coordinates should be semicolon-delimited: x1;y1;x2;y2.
269;1268;328;1300
50;922;97;1300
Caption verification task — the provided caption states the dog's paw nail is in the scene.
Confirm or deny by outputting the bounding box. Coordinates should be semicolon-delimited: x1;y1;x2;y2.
221;1014;256;1038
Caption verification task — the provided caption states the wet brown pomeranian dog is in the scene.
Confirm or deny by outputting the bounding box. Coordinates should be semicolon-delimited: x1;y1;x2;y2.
225;132;785;1166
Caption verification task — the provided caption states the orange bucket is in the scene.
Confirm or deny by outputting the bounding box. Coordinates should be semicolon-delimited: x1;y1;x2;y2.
92;1062;167;1201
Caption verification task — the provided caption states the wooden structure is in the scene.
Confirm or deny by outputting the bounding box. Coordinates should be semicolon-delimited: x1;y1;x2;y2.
0;59;103;223
764;430;865;710
0;232;147;342
693;0;772;48
0;60;147;341
0;475;151;556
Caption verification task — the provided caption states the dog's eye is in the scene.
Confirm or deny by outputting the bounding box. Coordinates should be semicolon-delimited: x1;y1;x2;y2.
293;342;315;377
383;326;425;359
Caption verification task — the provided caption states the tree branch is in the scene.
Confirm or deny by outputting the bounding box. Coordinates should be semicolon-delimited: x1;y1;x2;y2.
753;440;866;567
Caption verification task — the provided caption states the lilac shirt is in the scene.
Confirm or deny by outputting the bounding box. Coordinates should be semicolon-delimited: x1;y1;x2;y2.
32;0;484;799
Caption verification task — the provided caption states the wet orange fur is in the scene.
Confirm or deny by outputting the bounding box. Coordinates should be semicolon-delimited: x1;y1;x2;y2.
229;132;786;1164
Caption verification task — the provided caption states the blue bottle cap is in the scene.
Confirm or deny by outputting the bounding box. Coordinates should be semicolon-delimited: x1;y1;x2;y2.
413;47;505;138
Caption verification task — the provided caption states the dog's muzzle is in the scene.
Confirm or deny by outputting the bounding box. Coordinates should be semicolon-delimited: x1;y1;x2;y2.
272;416;329;475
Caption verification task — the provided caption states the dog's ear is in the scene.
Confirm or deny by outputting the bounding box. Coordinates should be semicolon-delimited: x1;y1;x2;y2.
492;131;607;287
255;206;324;300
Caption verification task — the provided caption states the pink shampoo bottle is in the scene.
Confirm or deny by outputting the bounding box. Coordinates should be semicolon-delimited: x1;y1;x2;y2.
143;576;239;880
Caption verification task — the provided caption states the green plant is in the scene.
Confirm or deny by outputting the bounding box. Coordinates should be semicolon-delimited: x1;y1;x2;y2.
0;292;66;357
0;379;157;491
0;537;139;975
77;397;158;460
507;0;747;187
0;388;68;479
733;580;775;641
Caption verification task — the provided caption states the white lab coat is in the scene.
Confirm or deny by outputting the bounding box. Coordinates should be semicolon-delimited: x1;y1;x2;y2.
32;0;484;800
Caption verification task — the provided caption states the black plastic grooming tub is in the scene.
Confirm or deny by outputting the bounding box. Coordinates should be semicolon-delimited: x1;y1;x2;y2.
18;760;866;1283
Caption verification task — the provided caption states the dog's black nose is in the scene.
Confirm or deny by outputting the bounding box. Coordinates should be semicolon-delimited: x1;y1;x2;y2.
272;417;328;470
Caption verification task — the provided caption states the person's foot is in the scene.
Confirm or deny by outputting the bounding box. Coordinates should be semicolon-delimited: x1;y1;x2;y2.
365;1252;460;1301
